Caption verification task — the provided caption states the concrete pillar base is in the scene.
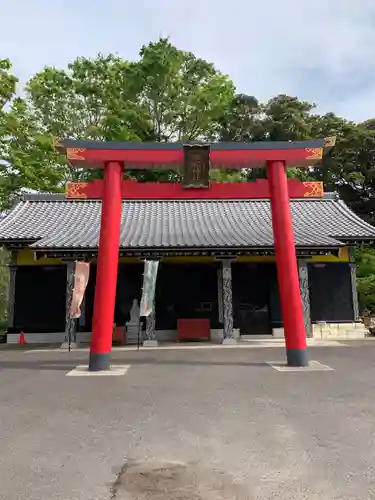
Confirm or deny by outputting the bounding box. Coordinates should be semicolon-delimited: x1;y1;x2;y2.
89;352;111;371
272;328;285;338
286;348;308;367
222;338;237;345
61;341;80;349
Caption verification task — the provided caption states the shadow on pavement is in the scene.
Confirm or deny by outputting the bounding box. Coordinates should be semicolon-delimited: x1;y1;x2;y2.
0;357;270;371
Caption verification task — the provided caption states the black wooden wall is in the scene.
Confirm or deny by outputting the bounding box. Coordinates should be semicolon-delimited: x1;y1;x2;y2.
13;265;66;333
309;263;354;322
11;260;355;334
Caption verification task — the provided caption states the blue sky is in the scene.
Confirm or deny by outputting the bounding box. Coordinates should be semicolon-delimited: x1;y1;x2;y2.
2;0;375;122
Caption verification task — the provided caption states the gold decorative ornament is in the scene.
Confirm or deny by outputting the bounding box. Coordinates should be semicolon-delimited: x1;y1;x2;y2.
66;148;86;161
302;181;324;197
66;182;88;199
324;136;336;148
305;148;323;160
52;136;63;150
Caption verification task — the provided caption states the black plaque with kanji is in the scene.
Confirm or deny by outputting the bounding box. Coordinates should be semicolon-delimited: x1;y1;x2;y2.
183;144;210;188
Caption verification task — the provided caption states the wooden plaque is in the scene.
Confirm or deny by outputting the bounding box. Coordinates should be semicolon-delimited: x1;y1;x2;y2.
183;144;210;188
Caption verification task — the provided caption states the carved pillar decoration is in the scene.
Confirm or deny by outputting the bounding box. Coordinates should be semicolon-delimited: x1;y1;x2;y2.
349;248;360;321
64;261;76;344
145;308;156;341
217;267;224;324
7;264;17;329
298;260;312;338
221;260;234;340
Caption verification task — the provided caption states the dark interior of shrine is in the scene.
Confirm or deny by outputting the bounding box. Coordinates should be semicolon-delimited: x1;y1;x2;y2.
10;261;355;334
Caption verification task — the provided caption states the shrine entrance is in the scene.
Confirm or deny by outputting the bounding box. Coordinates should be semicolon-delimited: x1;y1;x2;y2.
155;262;219;331
232;263;272;336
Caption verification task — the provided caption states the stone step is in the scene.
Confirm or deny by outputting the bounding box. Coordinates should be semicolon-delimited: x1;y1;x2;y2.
126;325;142;345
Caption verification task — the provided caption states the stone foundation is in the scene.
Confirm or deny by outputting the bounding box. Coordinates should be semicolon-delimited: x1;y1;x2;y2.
210;328;240;343
272;328;285;339
312;322;368;340
7;328;242;345
273;322;369;340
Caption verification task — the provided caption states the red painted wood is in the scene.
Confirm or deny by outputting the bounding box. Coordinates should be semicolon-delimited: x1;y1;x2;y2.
76;148;183;165
68;146;321;169
267;160;307;353
89;162;123;367
66;179;323;200
209;147;317;168
177;319;211;341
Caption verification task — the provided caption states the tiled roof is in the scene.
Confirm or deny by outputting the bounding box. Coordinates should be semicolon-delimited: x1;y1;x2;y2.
0;193;374;250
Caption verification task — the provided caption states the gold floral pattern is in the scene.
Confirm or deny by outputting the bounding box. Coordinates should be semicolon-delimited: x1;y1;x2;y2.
303;182;324;197
66;148;86;161
52;136;63;150
305;148;323;160
66;182;88;199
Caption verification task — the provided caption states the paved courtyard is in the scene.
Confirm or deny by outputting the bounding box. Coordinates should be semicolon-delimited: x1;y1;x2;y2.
0;342;375;499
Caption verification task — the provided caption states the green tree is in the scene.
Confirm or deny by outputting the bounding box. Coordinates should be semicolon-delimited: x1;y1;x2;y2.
219;94;375;215
24;40;236;183
262;94;315;141
26;54;156;184
309;113;375;224
221;93;316;143
137;38;235;142
129;37;236;181
220;93;318;182
355;246;375;314
26;54;152;142
0;59;67;208
209;169;245;182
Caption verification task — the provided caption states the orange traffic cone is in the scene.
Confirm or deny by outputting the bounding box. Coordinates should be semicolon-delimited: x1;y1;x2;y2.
19;332;26;345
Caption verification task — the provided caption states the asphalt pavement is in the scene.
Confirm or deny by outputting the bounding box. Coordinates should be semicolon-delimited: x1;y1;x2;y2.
0;342;374;499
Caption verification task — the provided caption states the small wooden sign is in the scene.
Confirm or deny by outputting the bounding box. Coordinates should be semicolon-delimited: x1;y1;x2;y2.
183;144;210;188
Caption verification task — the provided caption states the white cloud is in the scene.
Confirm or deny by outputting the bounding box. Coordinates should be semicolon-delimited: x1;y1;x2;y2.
1;0;375;121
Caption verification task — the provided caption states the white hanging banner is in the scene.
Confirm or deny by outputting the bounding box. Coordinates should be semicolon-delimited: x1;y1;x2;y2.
140;260;159;317
70;261;90;319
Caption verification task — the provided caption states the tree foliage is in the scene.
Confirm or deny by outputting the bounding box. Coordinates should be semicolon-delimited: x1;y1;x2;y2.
0;59;68;207
2;39;375;313
355;247;375;314
136;38;235;142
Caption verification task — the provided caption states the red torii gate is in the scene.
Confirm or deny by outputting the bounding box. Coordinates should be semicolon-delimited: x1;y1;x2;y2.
56;138;335;371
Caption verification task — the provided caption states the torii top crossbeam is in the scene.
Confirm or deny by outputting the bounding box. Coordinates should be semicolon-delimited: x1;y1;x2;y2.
54;137;335;170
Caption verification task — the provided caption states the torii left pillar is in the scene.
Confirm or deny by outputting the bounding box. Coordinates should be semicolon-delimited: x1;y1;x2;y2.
267;160;308;366
89;161;123;371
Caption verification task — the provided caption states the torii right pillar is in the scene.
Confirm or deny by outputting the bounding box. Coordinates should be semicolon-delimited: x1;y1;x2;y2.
267;160;308;366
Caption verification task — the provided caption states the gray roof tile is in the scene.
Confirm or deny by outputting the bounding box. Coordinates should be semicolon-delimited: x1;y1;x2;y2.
0;194;374;249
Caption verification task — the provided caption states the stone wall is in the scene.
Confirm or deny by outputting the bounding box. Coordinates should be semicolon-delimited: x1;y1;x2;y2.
273;322;369;340
311;322;368;340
